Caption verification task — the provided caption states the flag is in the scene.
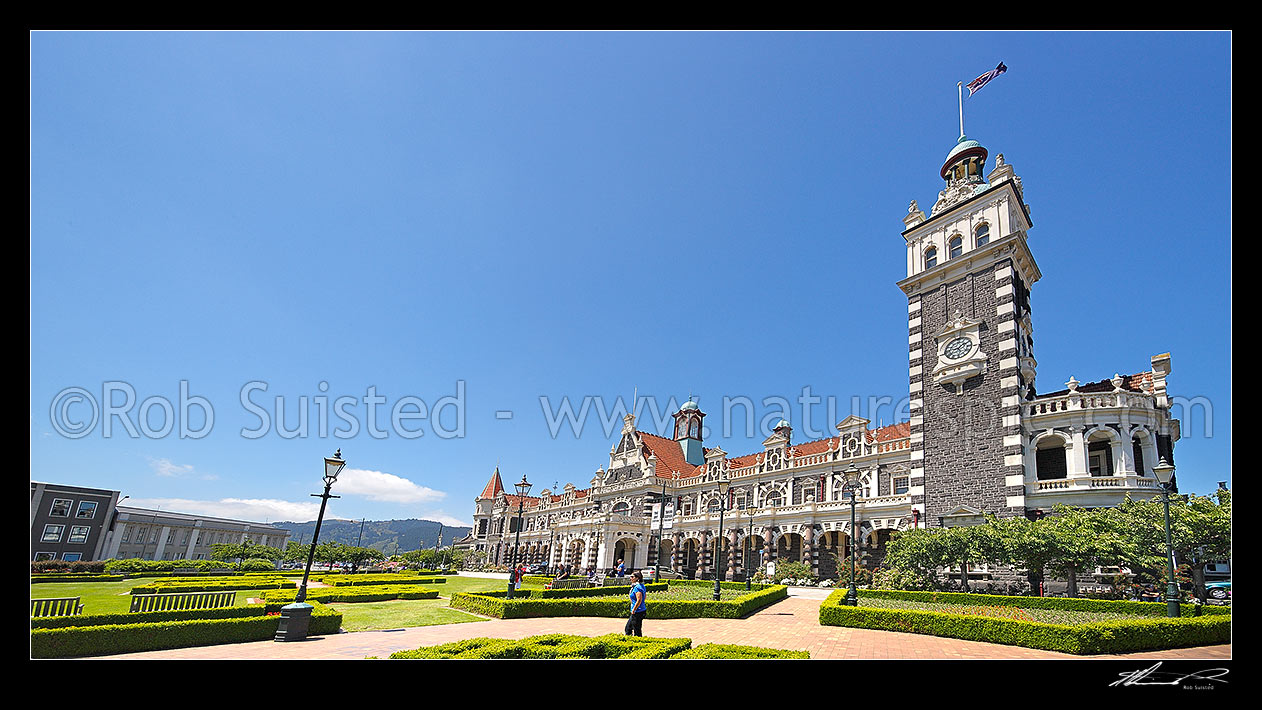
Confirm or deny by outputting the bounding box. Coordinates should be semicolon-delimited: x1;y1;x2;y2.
967;62;1007;96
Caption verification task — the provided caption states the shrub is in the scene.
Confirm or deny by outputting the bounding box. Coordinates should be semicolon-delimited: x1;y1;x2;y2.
240;559;278;571
30;603;342;658
104;559;233;573
32;605;267;630
31;574;126;583
871;567;938;591
31;560;108;574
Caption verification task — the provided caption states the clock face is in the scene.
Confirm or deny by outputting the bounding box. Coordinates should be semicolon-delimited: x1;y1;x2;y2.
944;336;973;360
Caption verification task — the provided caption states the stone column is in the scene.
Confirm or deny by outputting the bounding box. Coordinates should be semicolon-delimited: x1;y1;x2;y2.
803;525;817;578
726;530;739;580
763;529;775;568
1069;426;1089;478
697;530;708;578
671;531;682;573
152;526;172;560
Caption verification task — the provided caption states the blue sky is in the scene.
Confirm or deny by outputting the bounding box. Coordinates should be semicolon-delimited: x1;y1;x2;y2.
30;31;1232;527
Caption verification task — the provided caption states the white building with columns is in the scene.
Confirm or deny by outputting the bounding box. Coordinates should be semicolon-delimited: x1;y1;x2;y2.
469;135;1182;583
101;506;290;562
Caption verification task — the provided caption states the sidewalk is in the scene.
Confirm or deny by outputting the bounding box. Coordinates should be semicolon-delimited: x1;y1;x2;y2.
91;595;1230;661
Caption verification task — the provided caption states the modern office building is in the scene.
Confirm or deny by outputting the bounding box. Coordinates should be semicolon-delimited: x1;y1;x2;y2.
30;482;123;562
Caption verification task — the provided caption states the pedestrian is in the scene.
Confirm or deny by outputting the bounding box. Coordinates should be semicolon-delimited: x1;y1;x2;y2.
514;564;523;591
624;571;647;637
615;558;627;578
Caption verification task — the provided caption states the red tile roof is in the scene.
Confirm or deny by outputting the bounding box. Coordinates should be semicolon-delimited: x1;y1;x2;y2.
638;431;703;478
478;468;505;499
657;421;911;476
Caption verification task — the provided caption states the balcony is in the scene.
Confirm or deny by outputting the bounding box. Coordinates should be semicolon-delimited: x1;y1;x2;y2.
1027;473;1162;496
1027;390;1154;419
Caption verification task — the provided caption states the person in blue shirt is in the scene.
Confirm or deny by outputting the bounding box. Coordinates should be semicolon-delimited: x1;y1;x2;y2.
624;571;647;636
615;559;627;577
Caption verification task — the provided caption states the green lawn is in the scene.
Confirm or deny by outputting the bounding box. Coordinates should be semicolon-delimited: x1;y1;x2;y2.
856;597;1159;625
329;598;484;632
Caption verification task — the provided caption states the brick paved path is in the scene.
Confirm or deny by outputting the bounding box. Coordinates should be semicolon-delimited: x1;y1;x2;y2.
92;596;1231;660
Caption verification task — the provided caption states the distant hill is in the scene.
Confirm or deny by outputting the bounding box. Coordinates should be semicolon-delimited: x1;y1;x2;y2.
272;518;471;554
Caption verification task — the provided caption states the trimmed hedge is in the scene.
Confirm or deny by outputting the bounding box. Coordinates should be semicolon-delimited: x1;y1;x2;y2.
387;634;807;659
856;589;1231;618
389;633;694;659
32;605;265;630
450;581;787;620
131;578;296;594
30;603;342;658
322;576;447;587
31;574;126;583
104;559;233;573
260;585;441;606
469;582;667;600
818;590;1231;655
671;643;810;659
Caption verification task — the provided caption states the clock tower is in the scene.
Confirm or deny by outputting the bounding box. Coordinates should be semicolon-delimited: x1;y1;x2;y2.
897;137;1040;527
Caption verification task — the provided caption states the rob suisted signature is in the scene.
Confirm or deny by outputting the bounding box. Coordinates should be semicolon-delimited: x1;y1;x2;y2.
1110;662;1229;688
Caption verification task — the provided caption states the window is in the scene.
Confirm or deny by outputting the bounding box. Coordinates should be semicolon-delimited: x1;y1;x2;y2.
1035;437;1068;480
34;552;56;562
949;235;963;259
924;247;938;269
975;223;990;246
69;526;90;544
76;501;98;519
893;477;909;495
611;501;630;514
61;553;82;562
49;499;72;517
1132;438;1146;476
42;524;65;542
1088;439;1114;476
120;528;130;543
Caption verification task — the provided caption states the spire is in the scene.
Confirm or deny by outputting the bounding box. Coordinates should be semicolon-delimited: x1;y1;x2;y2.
478;466;505;500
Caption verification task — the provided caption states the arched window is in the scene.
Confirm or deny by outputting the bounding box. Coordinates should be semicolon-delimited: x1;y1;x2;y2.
924;246;938;269
611;501;629;514
949;235;963;259
1035;435;1068;480
975;222;990;246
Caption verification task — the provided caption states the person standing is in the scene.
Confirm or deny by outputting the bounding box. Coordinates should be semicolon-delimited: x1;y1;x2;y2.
615;558;627;578
624;571;647;637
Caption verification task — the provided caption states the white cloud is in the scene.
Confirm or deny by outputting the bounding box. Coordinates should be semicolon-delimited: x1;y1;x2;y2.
149;458;195;478
335;468;446;504
417;510;472;528
123;497;343;524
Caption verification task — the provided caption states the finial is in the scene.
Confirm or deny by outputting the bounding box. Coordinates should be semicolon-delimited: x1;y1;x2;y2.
1066;376;1079;392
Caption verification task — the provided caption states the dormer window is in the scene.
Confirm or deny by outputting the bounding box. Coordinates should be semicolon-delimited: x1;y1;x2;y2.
924;247;938;269
975;222;990;246
949;235;963;259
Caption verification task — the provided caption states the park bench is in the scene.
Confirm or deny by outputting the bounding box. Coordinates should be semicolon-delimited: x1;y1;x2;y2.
546;579;590;590
599;576;631;587
129;590;237;613
31;597;84;618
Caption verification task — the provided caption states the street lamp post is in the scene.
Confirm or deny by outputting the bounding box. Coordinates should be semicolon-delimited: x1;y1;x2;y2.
841;464;863;607
276;449;346;642
712;472;731;601
1152;457;1181;618
506;475;531;599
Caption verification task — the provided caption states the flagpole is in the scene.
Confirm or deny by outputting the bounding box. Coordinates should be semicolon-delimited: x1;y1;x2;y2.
958;81;965;138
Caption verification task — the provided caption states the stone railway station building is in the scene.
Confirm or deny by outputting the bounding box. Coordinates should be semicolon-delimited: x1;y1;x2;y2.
463;136;1182;583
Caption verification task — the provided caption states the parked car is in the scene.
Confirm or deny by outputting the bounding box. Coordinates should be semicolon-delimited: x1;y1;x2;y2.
524;563;549;574
1206;581;1231;600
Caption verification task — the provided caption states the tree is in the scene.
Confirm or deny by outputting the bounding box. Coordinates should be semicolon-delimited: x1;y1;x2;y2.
1109;488;1231;602
341;545;385;572
991;516;1058;594
883;527;948;578
1040;505;1129;598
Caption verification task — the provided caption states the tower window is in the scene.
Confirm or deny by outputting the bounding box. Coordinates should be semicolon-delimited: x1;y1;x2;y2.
975;223;989;246
949;236;963;259
924;247;938;269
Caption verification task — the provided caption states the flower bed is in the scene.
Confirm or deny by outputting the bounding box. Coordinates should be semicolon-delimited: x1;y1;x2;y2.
450;580;787;620
818;589;1231;654
387;633;806;659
